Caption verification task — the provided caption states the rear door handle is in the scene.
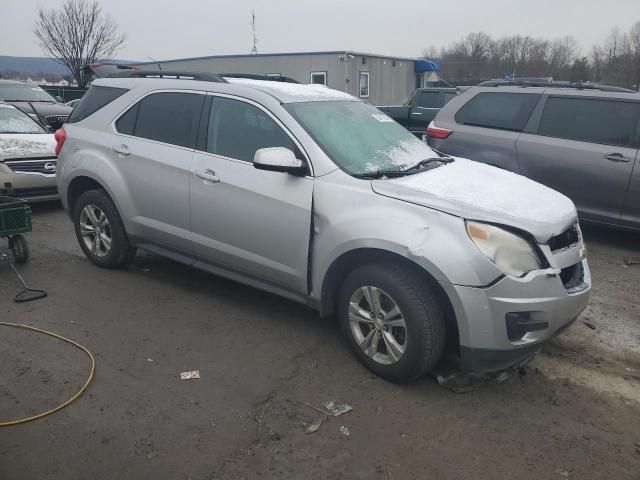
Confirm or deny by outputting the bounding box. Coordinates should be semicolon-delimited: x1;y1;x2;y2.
112;144;130;156
604;153;631;162
194;169;220;183
411;112;423;115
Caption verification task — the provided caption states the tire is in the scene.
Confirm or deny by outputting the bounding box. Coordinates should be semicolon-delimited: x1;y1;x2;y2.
10;234;29;263
338;262;446;383
73;189;136;269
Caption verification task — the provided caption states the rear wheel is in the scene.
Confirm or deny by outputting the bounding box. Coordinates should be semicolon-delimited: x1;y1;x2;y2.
73;189;136;268
338;262;446;383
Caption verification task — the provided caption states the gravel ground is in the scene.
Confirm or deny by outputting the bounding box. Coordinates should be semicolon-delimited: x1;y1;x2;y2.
0;203;638;480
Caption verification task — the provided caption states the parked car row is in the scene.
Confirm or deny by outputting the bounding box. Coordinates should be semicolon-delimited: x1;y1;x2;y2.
53;71;591;382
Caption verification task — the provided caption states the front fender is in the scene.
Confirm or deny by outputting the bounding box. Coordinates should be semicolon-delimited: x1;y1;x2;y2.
310;175;503;301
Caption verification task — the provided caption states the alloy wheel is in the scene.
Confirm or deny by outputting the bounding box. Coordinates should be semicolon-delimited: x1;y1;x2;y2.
79;204;112;257
348;286;407;365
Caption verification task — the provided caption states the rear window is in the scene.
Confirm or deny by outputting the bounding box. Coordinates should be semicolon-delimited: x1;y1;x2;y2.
538;97;640;148
67;85;128;123
116;92;204;148
416;92;441;108
455;92;540;132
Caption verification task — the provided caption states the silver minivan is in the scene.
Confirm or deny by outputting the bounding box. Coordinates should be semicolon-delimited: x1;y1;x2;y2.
56;73;591;382
426;85;640;230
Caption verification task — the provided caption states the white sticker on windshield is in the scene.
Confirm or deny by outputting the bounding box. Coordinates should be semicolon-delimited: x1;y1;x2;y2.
372;113;394;123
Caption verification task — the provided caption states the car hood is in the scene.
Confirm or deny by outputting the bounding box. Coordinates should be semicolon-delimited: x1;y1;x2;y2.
0;134;56;160
371;157;577;243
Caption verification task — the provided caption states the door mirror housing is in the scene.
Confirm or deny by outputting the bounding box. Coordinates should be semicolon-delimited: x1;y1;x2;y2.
55;96;64;103
253;147;306;174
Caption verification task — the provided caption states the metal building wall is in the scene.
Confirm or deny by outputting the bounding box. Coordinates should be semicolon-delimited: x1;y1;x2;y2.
136;52;415;105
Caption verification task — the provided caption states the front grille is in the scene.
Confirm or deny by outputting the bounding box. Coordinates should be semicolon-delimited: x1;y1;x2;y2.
549;223;579;252
45;114;69;128
4;158;57;175
560;262;585;292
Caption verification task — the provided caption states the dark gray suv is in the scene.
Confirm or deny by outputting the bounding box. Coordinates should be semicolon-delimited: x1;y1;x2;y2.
427;86;640;230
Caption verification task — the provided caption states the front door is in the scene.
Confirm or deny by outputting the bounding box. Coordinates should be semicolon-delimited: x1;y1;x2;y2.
189;95;313;293
516;96;640;224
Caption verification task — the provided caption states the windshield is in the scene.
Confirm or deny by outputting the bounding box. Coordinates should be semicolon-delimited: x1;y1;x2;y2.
285;101;437;175
0;84;57;102
0;104;46;134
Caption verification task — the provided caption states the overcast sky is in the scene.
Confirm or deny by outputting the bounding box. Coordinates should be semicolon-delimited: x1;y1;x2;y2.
1;0;639;61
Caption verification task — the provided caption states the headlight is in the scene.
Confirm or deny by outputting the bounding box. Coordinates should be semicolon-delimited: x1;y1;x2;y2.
466;221;541;277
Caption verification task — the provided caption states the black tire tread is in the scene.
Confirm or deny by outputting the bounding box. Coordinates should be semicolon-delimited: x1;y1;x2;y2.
339;261;446;383
73;189;136;269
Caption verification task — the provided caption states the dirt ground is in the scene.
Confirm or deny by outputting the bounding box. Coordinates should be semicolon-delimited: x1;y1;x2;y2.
1;203;639;480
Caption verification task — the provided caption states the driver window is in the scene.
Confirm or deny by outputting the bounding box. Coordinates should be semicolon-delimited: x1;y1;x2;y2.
207;97;299;162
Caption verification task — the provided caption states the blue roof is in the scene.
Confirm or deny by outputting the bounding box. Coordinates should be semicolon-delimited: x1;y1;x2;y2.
414;60;441;73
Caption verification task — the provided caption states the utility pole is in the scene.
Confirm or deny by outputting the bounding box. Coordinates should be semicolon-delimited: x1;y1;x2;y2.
250;10;258;55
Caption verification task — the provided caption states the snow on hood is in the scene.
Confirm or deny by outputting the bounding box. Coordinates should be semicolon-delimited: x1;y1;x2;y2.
225;78;356;103
0;134;56;160
371;157;577;243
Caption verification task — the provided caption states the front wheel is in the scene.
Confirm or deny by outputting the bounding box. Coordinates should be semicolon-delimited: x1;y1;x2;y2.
338;262;446;383
73;189;136;269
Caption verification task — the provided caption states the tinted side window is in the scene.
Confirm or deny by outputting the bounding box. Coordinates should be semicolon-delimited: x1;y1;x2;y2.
207;97;297;162
416;92;441;108
538;97;640;148
133;92;204;148
455;92;540;132
68;86;128;123
443;92;457;105
115;102;139;135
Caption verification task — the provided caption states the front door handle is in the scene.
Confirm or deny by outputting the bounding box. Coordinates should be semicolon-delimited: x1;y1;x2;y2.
112;144;130;156
604;153;631;163
194;169;220;183
411;112;423;115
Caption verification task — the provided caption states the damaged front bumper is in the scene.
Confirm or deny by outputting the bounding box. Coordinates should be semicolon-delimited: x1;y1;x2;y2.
441;258;591;373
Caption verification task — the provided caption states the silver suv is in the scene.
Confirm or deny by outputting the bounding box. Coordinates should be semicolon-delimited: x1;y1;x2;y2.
56;72;591;382
426;85;640;230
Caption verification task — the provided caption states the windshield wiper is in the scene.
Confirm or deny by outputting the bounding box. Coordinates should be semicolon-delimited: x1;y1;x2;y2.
402;156;454;173
353;168;411;179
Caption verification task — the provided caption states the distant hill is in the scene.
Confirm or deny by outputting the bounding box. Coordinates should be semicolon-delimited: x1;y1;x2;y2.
0;56;139;77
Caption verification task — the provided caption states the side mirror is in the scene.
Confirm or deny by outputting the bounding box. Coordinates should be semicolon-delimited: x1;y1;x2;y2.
253;147;306;174
55;96;64;103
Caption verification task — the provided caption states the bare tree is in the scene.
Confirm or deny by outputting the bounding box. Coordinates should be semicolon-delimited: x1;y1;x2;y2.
628;21;640;90
33;0;126;87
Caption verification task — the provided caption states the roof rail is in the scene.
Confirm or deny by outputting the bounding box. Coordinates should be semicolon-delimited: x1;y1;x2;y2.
220;73;299;83
478;79;636;93
106;70;228;83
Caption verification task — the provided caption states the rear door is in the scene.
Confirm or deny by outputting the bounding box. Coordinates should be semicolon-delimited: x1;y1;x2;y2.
516;95;640;224
111;90;205;252
433;91;542;172
189;95;313;293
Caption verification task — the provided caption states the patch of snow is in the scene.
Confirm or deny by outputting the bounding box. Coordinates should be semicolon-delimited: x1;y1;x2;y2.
364;139;433;172
0;133;56;159
372;157;577;241
225;78;356;102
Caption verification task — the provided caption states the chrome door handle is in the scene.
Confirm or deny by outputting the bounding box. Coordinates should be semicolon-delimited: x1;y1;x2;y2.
194;169;220;183
604;153;631;162
411;112;423;115
112;144;130;156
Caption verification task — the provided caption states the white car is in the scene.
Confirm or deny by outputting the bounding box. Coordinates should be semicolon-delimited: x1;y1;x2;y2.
0;102;58;202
